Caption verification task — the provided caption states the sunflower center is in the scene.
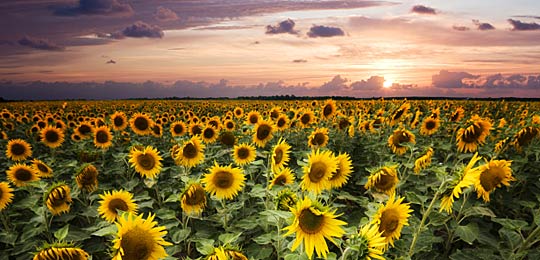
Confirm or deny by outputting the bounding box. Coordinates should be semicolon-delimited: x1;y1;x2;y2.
374;169;396;191
249;115;258;124
274;175;287;186
79;169;97;185
191;125;202;135
108;198;129;213
392;131;410;145
256;125;271;140
203;128;215;139
309;162;328;183
45;130;60;143
425;120;436;130
114;116;124;127
311;133;326;146
277;118;286;128
273;149;283;165
11;143;26;156
300;114;311;125
480;166;506;191
185;187;206;205
323;105;333;117
339;119;350;130
226;122;234;129
96;131;109;144
182;143;198;159
15;168;32;181
237;147;250;159
137;154;156;170
379;208;400;237
214;171;233;189
393;109;405;121
173;124;184;134
120;227;155;260
298;208;325;234
134;117;149;131
79;125;92;135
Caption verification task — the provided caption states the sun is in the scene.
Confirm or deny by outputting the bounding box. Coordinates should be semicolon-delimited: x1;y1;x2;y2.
383;79;393;88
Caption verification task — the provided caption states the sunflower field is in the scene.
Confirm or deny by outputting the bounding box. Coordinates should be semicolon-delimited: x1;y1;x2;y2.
1;99;539;260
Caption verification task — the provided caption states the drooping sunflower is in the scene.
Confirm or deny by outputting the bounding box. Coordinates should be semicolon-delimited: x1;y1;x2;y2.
45;183;72;215
202;161;246;200
174;135;205;167
252;119;275;147
414;147;434;174
180;183;207;216
390;102;410;126
346;224;386;260
150;124;163;138
301;149;338;194
472;159;514;202
387;128;415;155
170;121;187;137
6;138;32;161
224;248;248;260
365;165;399;195
32;159;53;178
513;126;540;151
245;110;260;125
130;112;154;136
275;188;297;211
0;182;14;211
112;213;172;260
6;163;40;187
201;125;219;143
420;117;440;136
372;194;412;247
409;110;422;129
128;146;163;179
40;126;65;148
321;99;337;119
449;107;465;122
269;167;296;189
33;243;89;260
283;197;346;260
75;164;99;192
272;138;291;171
439;153;482;213
93;125;113;149
232;143;257;166
98;190;138;223
328;152;353;189
111;111;128;131
307;127;329;148
456;116;492;153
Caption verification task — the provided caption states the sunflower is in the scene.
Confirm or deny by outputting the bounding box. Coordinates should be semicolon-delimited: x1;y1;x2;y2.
372;194;412;247
337;116;354;131
252;119;275;147
328;152;353;189
321;99;337;119
6;163;40;187
472;159;514;202
409;110;421;129
272;138;291;171
0;182;14;211
150;124;162;138
219;131;236;147
75;122;94;139
223;119;235;131
307;127;329;148
201;125;219;143
420;117;440;136
129;146;163;179
45;183;72;215
456;116;492;153
93;125;113;149
234;107;244;118
513;126;540;151
40;126;64;148
439;153;482;213
269;168;296;189
245;111;260;125
33;244;89;260
76;164;99;192
111;111;128;131
32;159;53;178
188;122;204;136
98;190;138;222
174;136;205;167
414;148;434;174
170;121;187;137
180;183;207;216
206;246;228;260
365;165;399;195
387;128;415;155
232;143;257;166
275;189;297;211
346;224;386;260
6;138;32;161
130;112;154;136
298;110;315;128
301;149;338;194
275;114;289;131
224;248;248;260
283;197;346;260
112;213;172;260
390;103;410;126
202;161;246;200
449;107;465;122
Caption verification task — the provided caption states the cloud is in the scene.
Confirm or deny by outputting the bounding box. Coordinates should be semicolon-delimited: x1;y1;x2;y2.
351;76;385;90
106;59;116;64
473;19;495;30
411;5;437;15
266;19;297;35
513;15;540;20
432;70;540;90
452;25;470;31
122;21;164;38
154;6;179;22
292;59;307;63
307;25;345;38
54;0;133;16
508;19;540;31
319;75;349;92
432;70;479;88
17;36;65;51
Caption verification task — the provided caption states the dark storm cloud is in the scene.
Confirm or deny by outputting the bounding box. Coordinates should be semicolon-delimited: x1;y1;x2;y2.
266;19;298;35
473;20;495;30
154;6;179;22
351;76;385;90
508;19;540;31
122;21;164;38
17;36;65;51
106;59;116;64
307;25;345;38
432;70;479;88
411;5;437;15
54;0;134;16
452;25;470;31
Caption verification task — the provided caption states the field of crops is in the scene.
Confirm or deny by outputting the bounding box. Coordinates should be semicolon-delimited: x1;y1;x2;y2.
1;99;539;260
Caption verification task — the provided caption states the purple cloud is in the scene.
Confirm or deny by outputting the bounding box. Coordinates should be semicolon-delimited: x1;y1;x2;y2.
307;25;345;38
351;76;385;90
411;5;437;15
266;19;298;35
54;0;133;16
122;21;164;38
18;36;65;51
508;19;540;31
432;70;479;88
106;59;116;64
154;6;179;22
473;19;495;30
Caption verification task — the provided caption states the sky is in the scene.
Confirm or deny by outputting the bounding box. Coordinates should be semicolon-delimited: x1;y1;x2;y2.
1;0;540;99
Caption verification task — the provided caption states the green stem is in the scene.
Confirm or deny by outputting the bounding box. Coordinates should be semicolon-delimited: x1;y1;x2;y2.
340;247;353;260
220;199;229;231
0;211;11;232
513;225;540;258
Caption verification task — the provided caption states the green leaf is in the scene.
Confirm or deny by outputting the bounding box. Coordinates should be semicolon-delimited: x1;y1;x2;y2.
534;208;540;226
455;222;479;244
91;224;117;237
219;232;242;245
462;206;496;219
253;232;275;245
498;227;521;250
250;184;266;198
427;211;450;227
260;210;292;222
54;224;69;241
194;238;215;255
492;218;528;231
171;228;191;244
